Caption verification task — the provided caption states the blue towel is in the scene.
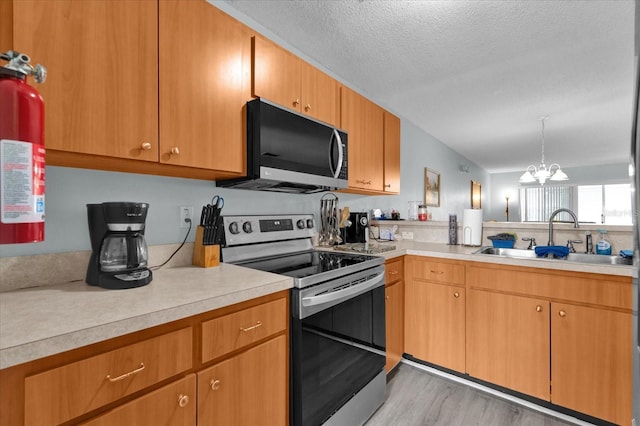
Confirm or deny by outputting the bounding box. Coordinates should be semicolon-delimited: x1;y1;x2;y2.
535;246;570;258
620;250;633;258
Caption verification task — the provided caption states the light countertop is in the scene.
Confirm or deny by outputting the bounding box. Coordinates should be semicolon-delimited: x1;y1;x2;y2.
0;263;292;369
1;241;632;370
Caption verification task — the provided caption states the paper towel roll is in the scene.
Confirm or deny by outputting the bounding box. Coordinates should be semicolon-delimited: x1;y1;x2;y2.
462;209;483;246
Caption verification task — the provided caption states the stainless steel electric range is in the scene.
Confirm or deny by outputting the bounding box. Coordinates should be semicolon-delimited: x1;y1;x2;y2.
221;214;386;426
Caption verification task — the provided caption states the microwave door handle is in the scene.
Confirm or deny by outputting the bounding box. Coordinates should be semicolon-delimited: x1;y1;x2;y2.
301;271;384;307
328;129;344;179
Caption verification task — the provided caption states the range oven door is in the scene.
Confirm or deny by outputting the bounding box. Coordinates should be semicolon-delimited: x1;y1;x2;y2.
291;265;386;426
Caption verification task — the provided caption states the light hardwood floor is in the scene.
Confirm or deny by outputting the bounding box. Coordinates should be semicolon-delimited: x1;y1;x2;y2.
365;362;590;426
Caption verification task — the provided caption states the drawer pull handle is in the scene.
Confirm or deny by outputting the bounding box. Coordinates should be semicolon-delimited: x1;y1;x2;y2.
178;394;189;408
559;310;567;318
536;305;543;312
210;379;221;391
389;270;399;275
106;362;145;382
453;292;460;298
240;321;262;332
430;270;444;274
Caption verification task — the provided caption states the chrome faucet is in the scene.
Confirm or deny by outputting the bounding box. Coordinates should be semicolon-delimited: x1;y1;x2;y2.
547;208;579;246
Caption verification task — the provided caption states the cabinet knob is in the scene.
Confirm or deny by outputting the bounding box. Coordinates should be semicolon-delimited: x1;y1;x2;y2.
384;184;391;188
453;291;460;298
293;98;300;106
170;147;180;155
536;305;543;312
178;394;189;408
210;379;221;391
305;104;311;111
558;310;567;318
385;295;389;300
140;142;152;151
389;270;399;275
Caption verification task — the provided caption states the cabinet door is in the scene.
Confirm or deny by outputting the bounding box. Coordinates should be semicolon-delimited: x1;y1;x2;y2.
198;335;287;426
159;0;250;173
12;0;158;161
383;111;401;194
385;280;404;372
80;375;196;426
405;280;465;372
300;61;340;126
340;86;384;191
551;303;632;425
252;35;301;112
466;290;550;400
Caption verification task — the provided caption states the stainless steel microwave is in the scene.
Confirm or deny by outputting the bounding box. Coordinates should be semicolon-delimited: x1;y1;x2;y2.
217;98;348;193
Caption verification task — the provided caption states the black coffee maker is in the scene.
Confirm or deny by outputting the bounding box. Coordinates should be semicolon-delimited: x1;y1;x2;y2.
345;212;369;243
86;202;152;289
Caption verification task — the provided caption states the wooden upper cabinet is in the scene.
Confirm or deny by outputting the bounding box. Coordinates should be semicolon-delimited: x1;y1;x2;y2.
383;111;401;193
252;35;301;111
299;60;340;126
11;0;159;161
252;35;339;126
340;86;384;192
159;0;250;173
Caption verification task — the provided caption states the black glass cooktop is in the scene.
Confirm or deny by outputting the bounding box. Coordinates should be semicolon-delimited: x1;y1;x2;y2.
235;250;383;287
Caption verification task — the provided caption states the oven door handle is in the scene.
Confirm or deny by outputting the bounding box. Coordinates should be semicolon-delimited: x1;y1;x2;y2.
301;271;385;307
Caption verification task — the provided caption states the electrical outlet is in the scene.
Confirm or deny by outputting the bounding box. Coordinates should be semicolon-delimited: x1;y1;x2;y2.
180;206;194;228
402;231;414;240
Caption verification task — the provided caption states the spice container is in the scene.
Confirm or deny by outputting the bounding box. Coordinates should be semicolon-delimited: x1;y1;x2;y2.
418;205;428;221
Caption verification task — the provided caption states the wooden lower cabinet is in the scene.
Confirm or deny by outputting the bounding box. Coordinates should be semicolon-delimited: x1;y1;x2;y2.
466;289;550;400
551;302;632;426
404;256;466;372
466;263;632;425
405;279;466;372
197;335;287;425
80;374;197;426
0;291;289;426
385;257;404;371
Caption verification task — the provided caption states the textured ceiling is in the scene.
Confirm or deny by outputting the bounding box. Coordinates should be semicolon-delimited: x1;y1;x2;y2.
221;0;636;174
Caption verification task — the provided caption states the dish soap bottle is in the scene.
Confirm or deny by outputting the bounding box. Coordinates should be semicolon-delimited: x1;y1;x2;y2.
595;229;612;255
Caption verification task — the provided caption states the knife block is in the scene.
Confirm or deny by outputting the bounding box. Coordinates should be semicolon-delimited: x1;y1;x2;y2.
192;226;220;268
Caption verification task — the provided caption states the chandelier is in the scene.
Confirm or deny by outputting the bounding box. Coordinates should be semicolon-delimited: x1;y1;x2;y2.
519;116;568;185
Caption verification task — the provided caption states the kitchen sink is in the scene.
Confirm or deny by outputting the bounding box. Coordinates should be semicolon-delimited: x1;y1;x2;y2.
473;246;632;266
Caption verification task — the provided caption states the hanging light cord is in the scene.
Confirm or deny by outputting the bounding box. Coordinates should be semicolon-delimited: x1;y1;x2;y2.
539;115;549;166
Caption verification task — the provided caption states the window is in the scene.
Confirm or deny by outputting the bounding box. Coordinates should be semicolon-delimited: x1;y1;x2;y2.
520;186;574;222
520;184;632;224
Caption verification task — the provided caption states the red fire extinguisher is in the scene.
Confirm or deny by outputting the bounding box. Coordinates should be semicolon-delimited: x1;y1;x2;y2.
0;51;47;244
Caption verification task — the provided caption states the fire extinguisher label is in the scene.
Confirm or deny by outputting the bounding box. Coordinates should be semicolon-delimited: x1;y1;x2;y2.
0;139;45;224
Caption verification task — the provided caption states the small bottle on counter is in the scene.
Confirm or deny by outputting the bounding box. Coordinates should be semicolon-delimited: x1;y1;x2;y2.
418;205;428;221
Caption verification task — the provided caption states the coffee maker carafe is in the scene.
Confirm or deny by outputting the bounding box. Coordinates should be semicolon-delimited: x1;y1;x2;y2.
86;202;152;289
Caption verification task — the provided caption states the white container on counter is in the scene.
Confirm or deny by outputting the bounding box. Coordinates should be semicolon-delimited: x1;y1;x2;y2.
462;209;483;246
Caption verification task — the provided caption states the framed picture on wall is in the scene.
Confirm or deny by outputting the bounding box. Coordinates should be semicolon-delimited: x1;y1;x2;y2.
424;168;440;207
471;180;481;209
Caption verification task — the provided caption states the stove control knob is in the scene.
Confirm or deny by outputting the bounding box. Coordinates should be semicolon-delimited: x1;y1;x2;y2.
306;219;314;229
296;219;306;229
228;222;240;234
242;221;253;233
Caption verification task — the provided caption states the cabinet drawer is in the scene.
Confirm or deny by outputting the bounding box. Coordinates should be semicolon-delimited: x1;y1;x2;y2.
412;259;464;285
201;297;287;363
385;257;404;285
24;327;193;426
80;374;196;426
